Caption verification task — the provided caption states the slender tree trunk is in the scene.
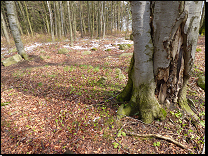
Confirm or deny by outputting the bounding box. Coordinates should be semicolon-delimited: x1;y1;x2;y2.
117;1;120;33
59;1;65;37
100;1;103;36
97;1;101;38
43;1;50;34
53;2;57;37
5;1;28;60
13;2;23;35
105;3;109;34
79;1;83;38
125;2;130;39
47;1;55;42
81;2;86;35
87;1;90;33
91;1;94;39
72;2;76;41
23;1;33;37
1;10;10;44
102;1;105;39
110;2;113;34
17;1;30;35
55;1;61;39
117;1;202;124
67;1;73;46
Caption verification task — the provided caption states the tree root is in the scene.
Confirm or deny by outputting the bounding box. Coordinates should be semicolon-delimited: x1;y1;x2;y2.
125;131;193;153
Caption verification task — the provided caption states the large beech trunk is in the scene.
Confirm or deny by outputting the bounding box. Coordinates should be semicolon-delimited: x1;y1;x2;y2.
117;1;202;124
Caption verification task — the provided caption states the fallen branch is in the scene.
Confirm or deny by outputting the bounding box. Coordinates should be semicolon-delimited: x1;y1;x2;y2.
125;131;193;153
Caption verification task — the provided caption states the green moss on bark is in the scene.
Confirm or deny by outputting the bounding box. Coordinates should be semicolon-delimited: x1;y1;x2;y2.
117;80;166;123
178;82;199;121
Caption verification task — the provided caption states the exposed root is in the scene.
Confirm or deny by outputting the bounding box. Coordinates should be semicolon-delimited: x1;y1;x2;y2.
125;131;193;153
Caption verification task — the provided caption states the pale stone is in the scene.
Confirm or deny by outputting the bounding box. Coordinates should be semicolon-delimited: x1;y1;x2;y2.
2;54;23;66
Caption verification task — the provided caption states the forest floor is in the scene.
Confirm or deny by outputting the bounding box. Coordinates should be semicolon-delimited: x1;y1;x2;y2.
1;34;205;154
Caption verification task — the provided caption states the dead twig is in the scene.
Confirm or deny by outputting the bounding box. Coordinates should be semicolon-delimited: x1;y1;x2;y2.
114;123;130;154
125;131;193;153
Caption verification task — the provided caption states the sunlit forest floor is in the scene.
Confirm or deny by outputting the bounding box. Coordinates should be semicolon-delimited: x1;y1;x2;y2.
1;33;205;154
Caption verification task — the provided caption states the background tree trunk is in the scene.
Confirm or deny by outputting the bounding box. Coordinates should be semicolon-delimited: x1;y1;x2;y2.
5;1;28;60
67;1;73;46
47;1;55;42
13;2;23;36
1;10;10;44
79;1;83;38
23;1;33;37
91;1;94;39
17;1;30;35
102;1;105;39
72;2;76;41
55;1;61;39
117;1;202;124
59;1;65;37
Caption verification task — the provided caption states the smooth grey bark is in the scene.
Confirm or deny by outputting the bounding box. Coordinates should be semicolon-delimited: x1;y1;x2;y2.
67;1;73;46
117;1;165;124
47;1;55;42
117;1;202;123
1;10;10;44
5;1;28;60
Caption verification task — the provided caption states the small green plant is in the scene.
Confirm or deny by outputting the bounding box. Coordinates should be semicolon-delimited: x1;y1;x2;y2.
88;65;93;69
93;66;100;72
64;66;69;72
153;141;161;147
117;131;126;137
40;50;45;53
40;56;44;60
112;142;121;149
196;48;202;52
1;101;11;106
38;82;43;87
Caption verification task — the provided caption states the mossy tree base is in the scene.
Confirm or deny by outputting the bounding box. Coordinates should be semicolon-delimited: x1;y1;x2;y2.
117;82;166;124
116;55;166;124
21;53;29;60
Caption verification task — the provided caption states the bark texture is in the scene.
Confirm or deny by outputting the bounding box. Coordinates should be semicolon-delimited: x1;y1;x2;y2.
117;1;202;123
5;1;28;60
117;1;166;124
